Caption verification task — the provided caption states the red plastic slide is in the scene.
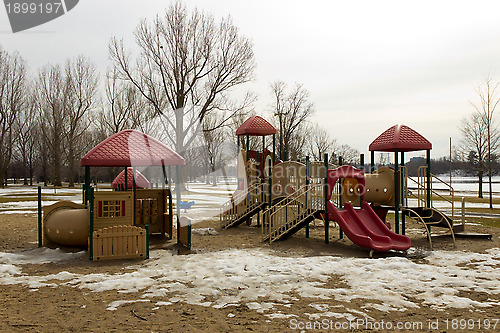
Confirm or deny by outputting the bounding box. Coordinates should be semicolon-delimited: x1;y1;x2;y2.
327;201;411;252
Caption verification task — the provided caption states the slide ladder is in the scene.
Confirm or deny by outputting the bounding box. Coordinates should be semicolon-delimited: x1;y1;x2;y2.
403;207;455;249
262;183;324;243
220;182;268;229
402;166;456;246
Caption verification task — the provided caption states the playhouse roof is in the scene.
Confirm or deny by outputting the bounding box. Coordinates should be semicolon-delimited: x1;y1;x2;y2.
80;130;185;167
369;124;432;152
111;167;151;189
235;115;277;136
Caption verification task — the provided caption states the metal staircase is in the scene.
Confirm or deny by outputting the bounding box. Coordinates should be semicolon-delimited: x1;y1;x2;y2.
401;166;456;247
262;184;324;243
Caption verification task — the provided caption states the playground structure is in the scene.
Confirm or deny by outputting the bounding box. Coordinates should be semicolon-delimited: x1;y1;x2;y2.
221;120;481;253
111;167;150;190
39;129;190;260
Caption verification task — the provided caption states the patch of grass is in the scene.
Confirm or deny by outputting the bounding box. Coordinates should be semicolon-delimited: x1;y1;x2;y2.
463;207;500;214
0;196;37;203
478;219;500;228
431;195;500;205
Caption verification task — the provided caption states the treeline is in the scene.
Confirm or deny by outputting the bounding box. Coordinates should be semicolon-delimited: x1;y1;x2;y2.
404;156;500;177
0;2;360;188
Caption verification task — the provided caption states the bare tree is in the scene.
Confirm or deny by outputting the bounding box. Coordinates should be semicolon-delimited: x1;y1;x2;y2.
64;56;99;187
109;1;255;163
306;123;338;161
472;75;500;207
270;81;313;160
378;153;391;167
201;113;228;186
15;91;39;185
0;50;27;187
460;111;488;198
98;67;155;136
36;64;66;186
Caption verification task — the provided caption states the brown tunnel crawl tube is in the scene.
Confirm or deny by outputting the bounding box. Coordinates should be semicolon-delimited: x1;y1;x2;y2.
43;201;89;246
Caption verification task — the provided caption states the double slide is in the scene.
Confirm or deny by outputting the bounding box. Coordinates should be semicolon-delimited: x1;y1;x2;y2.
327;200;410;252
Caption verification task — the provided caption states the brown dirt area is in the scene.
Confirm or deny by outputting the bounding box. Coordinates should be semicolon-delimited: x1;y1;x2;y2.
0;213;499;332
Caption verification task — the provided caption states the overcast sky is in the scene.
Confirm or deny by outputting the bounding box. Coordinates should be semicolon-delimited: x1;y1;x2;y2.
2;0;500;160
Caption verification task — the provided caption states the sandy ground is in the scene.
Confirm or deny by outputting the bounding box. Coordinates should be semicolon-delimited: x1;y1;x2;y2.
0;213;499;332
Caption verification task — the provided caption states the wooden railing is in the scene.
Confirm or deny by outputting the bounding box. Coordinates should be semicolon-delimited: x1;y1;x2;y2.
220;182;268;229
262;183;324;243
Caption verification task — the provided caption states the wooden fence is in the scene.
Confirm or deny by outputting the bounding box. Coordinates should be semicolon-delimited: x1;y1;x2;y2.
92;225;148;261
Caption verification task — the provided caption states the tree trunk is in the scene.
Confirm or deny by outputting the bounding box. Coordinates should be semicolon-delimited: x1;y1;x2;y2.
478;169;483;198
489;169;493;208
29;160;33;186
0;170;4;189
211;165;217;187
52;131;62;186
68;145;75;188
22;158;28;185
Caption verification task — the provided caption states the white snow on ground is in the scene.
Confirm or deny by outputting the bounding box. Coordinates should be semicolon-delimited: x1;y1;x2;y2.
0;247;499;318
191;228;219;236
2;180;500;216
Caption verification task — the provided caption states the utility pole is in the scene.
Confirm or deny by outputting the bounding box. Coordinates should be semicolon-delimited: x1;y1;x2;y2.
449;137;452;195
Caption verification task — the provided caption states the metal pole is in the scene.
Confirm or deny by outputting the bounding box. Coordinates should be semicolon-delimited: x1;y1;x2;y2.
246;133;250;162
338;156;343;207
237;135;240;187
124;167;128;191
449;137;452;194
145;224;149;259
394;149;399;234
168;166;172;188
175;165;181;242
88;186;94;260
401;151;405;235
360;153;365;172
162;164;166;190
324;153;329;244
84;165;90;202
38;186;42;247
338;155;343;240
426;149;431;208
305;156;309;238
272;134;276;163
262;135;265;181
268;158;272;206
133;166;137;226
370;151;375;172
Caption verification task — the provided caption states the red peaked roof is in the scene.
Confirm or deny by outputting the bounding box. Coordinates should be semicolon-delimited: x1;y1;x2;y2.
235;115;277;136
369;124;432;152
111;168;150;189
80;130;185;167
